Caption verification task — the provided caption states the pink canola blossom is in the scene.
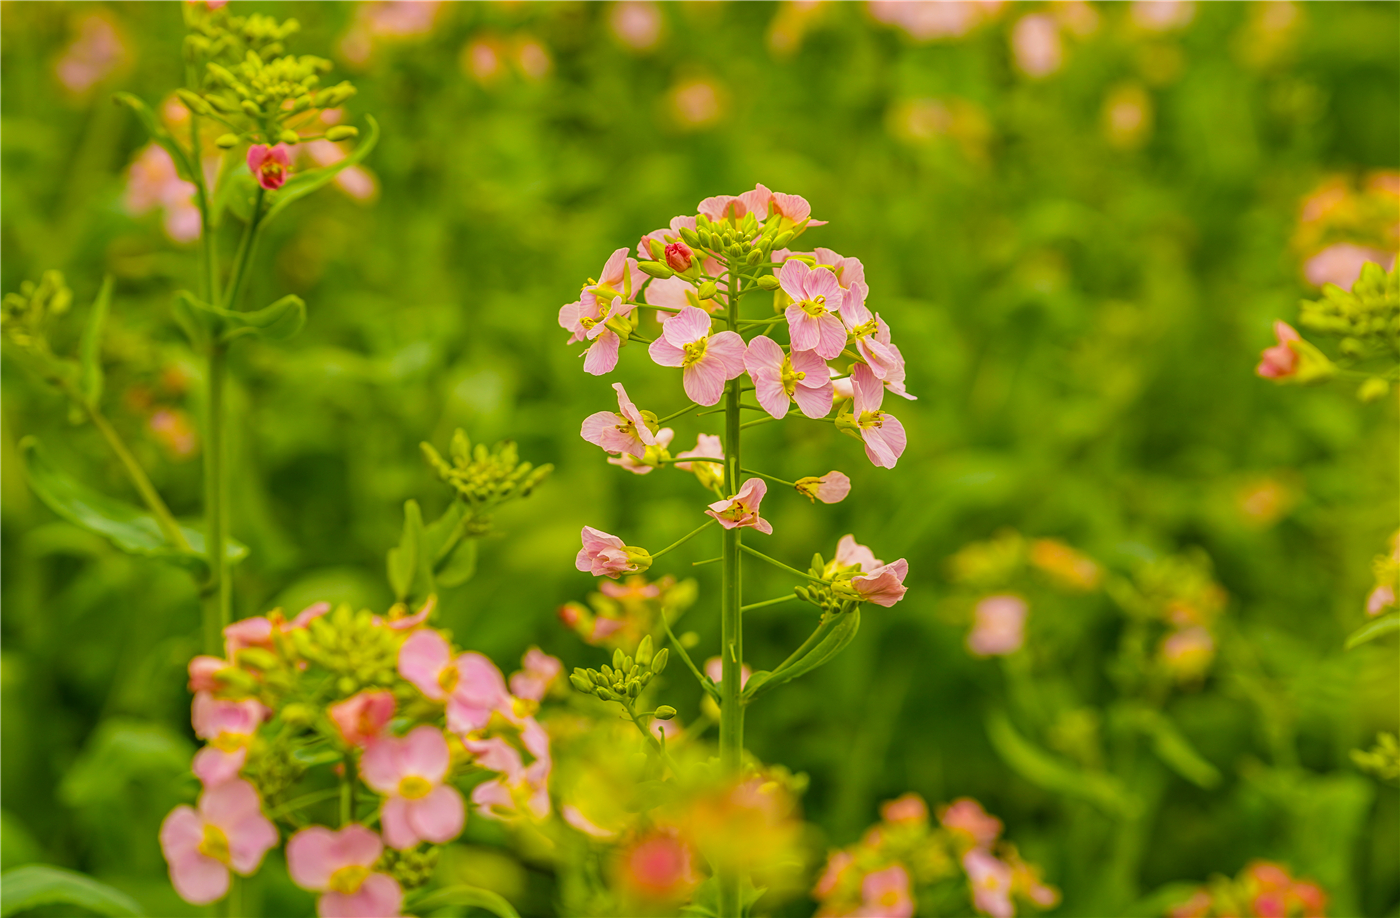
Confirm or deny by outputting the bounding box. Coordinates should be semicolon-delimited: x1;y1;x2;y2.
851;363;908;468
881;792;929;824
287;824;404;918
1256;321;1301;380
675;433;725;490
963;849;1016;918
561;247;643;375
1304;242;1396;289
328;690;395;748
192;746;247;789
576;526;648;578
856;864;915;918
361;726;466;849
647;305;747;406
471;718;552;821
836;534;882;572
396;629;513;733
795;470;850;504
581;383;657;458
192;693;268;749
188;655;227;692
967;594;1028;657
609;426;674;474
779;260;848;360
509;647;563;701
247;144;291;191
744;335;834;419
850;558;909;607
705;478;773;534
160;779;278;905
939;797;1003;849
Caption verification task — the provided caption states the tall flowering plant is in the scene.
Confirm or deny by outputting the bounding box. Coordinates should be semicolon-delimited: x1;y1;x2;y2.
559;186;912;916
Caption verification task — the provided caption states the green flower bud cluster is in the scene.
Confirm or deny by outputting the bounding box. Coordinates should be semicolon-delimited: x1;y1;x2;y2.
1298;262;1400;356
421;429;553;514
375;845;441;891
290;605;401;695
1351;732;1400;783
242;737;308;811
689;210;806;271
2;270;71;351
569;636;670;702
793;553;859;615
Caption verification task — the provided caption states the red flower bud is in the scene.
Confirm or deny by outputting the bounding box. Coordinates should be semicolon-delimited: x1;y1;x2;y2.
664;242;694;273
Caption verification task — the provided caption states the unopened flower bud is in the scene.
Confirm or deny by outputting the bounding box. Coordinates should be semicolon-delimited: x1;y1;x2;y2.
696;281;718;300
773;231;794;249
236;647;278;671
680;227;702;248
756;275;781;290
651;648;669;674
176;89;213;115
1359;377;1390;403
612;648;627;671
664;242;694;273
569;673;594;694
590;669;608;687
636;635;654;668
627;682;641;697
745;248;764;265
646;237;667;260
240;100;262;116
654;705;678;720
278;129;300;145
639;260;673;279
215;133;240;149
282;703;317;727
325;125;359;141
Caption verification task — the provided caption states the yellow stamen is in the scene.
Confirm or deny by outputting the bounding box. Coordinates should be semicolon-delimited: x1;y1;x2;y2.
328;865;370;895
681;338;708;368
858;410;884;430
198;824;231;864
800;296;828;317
399;775;433;799
438;666;459;693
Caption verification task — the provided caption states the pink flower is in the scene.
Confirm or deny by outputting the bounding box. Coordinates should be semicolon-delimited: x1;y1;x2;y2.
939;797;1003;848
328;690;396;748
124;144;200;243
286;824;404;918
1304;242;1396;289
471;719;552;821
509;647;563;701
379;594;435;631
842;289;912;397
963;849;1015;918
881;793;929;824
56;14;128;95
561;248;643;375
849;363;907;468
192;746;247;789
1256;321;1301;379
647;306;747;405
967;595;1028;657
814;850;854;899
856;864;914;918
665;242;694;273
576;526;650;578
705;478;773;534
192;693;269;750
675;433;725;490
247;144;291;191
610;1;663;51
1160;626;1215;680
812;247;868;315
1366;584;1395;616
361;726;466;849
703;656;752;688
795;471;850;504
159;779;278;905
188;656;228;692
744;335;834;419
850;559;909;607
616;828;699;901
698;185;773;223
223;617;275;655
835;534;883;572
608;427;674;474
581;383;658;458
1012;14;1063;78
778;261;848;360
396;629;513;733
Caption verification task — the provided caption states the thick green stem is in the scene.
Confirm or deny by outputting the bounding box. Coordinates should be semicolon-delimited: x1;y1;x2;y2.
203;343;230;653
718;263;744;918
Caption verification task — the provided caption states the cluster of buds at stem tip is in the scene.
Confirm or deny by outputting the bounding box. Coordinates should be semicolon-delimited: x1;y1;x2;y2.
422;430;553;513
568;635;669;703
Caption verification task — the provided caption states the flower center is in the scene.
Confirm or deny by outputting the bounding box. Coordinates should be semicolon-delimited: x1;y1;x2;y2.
614;416;637;437
681;338;708;368
438;665;460;693
858;410;884;430
718;501;750;522
399;775;433;799
198;823;231;864
212;731;246;753
779;357;806;397
851;318;878;340
328;865;371;895
800;296;828;318
579;315;599;330
260;163;284;183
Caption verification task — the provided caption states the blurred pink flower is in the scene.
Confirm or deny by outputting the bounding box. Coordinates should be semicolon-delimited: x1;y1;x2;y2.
868;0;1001;41
1012;14;1063;78
1160;626;1214;680
669;77;726;130
611;1;663;51
303;140;378;202
1303;242;1396;289
361;726;466;849
287;824;404;918
187;656;227;693
463;37;506;85
704;656;752;688
780;261;847;360
192;746;246;789
582;383;657;458
647;305;747;405
1366;584;1395;616
963;849;1015;918
56;14;129;95
509;647;564;701
850;363;908;468
124;145;200;243
967;594;1028;657
160;779;277;905
1131;0;1195;31
192;693;269;749
247;144;291;191
745;335;834;419
1255;321;1300;380
856;864;914;918
814;850;855;899
328;690;395;748
396;629;513;732
515;37;552;81
940;797;1003;848
881;792;929;824
705;478;773;534
471;718;552;821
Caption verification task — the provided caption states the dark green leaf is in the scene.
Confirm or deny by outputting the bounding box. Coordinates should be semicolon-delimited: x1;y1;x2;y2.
20;437;246;574
742;610;860;703
112;92;197;185
1344;611;1399;650
406;884;520;918
436;538;478;588
172;291;306;349
388;499;422;602
0;865;142;917
262;116;380;226
986;710;1137;816
78;277;111;408
1131;708;1221;789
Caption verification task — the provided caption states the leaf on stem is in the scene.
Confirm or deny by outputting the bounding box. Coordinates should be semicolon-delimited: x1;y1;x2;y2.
262;116;381;226
406;884;520;918
985;710;1137;816
78;277;112;408
0;865;143;917
20;437;246;574
1127;706;1221;789
112;92;197;185
173;291;306;349
1344;611;1399;650
387;499;424;602
742;609;860;703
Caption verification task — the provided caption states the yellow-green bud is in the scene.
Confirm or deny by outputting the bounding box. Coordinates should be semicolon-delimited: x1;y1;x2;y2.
240;100;262;117
654;705;677;720
773;231;794;249
325;125;358;141
680;227;702;248
1358;377;1390;403
745;248;764;265
278;129;300;145
236;648;278;671
176;89;213;116
282;703;317;727
697;281;718;299
651;648;669;674
569;673;594;693
215;133;240;149
636;635;654;668
639;261;673;279
756;275;781;291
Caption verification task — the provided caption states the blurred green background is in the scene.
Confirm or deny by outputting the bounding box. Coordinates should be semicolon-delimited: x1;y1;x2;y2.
1;2;1397;916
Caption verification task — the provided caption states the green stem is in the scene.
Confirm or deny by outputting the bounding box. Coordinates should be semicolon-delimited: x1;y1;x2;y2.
692;556;721;567
266;787;341;820
741;594;798;612
188;112;220;306
771;616;837;674
740;467;797;488
651;519;715;560
662;615;721;701
203;343;230;651
340;753;356;826
223;187;266;311
740;543;826;582
718;262;744;918
655;402;701;425
224;875;242;918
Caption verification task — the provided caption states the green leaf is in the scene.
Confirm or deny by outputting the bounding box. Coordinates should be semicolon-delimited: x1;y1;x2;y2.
742;610;860;703
680;877;766;918
172;291;306;349
985;710;1137;816
388;499;423;602
0;864;143;917
20;437;246;574
406;884;520;918
1130;707;1221;789
78;277;111;408
112;93;197;185
1344;611;1399;650
262;116;380;227
436;538;478;588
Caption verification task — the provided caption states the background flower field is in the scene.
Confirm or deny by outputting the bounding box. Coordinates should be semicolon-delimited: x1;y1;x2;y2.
1;2;1396;917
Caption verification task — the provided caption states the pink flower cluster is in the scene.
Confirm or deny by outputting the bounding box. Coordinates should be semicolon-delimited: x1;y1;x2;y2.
813;793;1058;918
162;600;564;913
1169;860;1327;918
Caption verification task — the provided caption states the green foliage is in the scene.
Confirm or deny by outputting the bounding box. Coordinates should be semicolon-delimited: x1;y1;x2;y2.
0;865;143;917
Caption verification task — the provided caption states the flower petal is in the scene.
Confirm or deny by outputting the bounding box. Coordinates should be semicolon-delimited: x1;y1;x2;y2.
406;785;466;844
683;356;728;406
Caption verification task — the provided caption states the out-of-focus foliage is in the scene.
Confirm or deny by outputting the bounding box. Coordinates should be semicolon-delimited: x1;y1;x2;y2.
1;2;1396;916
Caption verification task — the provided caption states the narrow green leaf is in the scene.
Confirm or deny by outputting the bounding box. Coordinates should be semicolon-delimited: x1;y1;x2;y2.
387;499;422;602
0;864;142;917
262;116;380;226
985;710;1137;816
20;437;246;574
78;277;112;408
406;884;520;918
436;538;478;588
742;610;860;703
1131;708;1221;789
112;92;197;185
1344;611;1399;650
172;291;306;349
